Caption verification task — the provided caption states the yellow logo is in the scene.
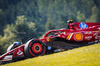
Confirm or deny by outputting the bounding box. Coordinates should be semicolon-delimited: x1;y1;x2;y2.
66;33;72;40
47;38;50;41
75;33;83;41
66;33;74;40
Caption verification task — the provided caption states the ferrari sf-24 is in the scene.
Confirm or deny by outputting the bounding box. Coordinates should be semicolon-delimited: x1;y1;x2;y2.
0;22;100;62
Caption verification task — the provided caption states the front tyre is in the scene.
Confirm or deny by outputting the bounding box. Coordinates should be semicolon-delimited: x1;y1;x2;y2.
24;39;46;58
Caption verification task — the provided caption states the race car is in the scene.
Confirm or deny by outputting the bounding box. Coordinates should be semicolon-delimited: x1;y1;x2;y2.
0;22;100;62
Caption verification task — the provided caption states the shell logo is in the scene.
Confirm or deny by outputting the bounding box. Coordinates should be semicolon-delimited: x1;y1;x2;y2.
74;33;83;41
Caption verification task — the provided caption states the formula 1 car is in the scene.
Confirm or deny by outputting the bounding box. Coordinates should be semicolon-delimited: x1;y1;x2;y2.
0;22;100;62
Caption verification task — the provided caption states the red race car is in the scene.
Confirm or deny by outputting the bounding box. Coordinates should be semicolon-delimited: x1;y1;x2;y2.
0;22;100;62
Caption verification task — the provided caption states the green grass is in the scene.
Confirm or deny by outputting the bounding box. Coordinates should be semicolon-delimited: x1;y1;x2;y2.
2;43;100;66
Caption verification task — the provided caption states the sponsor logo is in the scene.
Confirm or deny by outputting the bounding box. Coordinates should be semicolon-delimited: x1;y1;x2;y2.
84;32;92;34
74;33;83;41
66;33;74;40
97;27;100;30
85;36;92;40
47;38;50;41
95;36;100;39
47;46;51;50
80;23;88;29
17;50;23;55
4;55;12;59
93;33;100;39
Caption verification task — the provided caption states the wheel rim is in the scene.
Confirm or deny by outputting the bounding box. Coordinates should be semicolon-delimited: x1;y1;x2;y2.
32;43;43;54
25;39;46;57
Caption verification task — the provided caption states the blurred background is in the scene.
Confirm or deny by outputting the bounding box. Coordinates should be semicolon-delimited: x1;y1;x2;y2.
0;0;100;54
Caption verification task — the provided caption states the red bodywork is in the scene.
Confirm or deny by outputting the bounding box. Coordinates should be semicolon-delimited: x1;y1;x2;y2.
0;22;100;62
0;45;24;62
41;22;100;43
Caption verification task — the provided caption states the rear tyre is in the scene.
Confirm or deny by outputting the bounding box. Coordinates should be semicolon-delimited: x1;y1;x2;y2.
24;39;46;58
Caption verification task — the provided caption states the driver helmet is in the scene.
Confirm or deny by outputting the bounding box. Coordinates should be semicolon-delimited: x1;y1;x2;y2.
67;20;73;23
13;42;20;45
7;42;20;52
13;42;21;47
